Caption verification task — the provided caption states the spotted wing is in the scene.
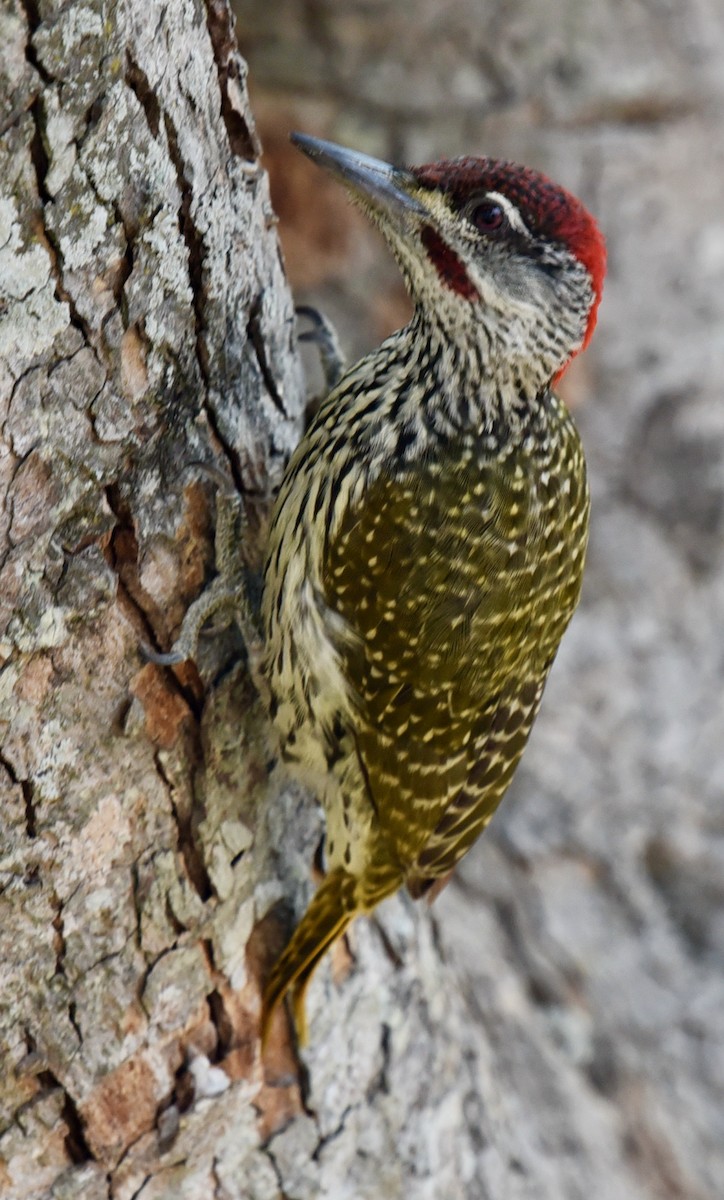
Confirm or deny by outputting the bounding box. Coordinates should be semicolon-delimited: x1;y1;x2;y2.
323;441;582;882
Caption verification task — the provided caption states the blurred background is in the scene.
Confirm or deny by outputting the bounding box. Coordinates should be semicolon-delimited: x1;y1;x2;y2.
235;2;724;1195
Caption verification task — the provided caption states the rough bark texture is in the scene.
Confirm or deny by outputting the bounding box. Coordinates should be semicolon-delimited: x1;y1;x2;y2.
0;1;312;1195
3;1;724;1198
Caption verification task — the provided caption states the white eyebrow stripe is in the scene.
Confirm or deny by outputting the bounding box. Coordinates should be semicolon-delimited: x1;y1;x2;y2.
485;191;530;235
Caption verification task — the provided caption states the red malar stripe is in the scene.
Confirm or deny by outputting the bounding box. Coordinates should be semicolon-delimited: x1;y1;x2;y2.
420;225;479;300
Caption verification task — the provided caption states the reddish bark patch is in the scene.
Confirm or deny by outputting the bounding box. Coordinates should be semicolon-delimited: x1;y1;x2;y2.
78;1054;160;1164
330;928;355;985
246;904;291;989
120;324;149;399
208;983;258;1080
9;451;59;542
14;655;54;705
131;664;195;748
255;1077;304;1144
247;906;303;1088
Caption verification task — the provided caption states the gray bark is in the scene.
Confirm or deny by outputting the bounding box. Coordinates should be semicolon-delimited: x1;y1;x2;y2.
0;0;312;1194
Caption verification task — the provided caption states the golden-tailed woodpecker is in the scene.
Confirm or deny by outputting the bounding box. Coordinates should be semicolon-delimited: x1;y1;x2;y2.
261;133;606;1043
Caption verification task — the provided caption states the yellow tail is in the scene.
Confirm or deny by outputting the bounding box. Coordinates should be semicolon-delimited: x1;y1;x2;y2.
261;868;360;1047
260;858;404;1047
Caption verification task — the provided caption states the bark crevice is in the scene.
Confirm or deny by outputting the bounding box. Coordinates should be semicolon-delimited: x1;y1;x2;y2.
18;0;50;85
204;0;260;162
124;53;161;141
248;294;290;419
162;110;211;390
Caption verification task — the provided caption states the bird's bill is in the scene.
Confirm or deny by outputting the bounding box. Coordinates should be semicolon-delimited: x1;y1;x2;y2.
290;132;427;224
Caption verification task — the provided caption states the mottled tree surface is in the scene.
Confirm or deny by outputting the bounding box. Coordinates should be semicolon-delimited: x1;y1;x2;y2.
0;0;312;1195
3;1;724;1199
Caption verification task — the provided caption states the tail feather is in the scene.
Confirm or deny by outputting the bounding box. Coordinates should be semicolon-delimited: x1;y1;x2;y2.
261;867;359;1047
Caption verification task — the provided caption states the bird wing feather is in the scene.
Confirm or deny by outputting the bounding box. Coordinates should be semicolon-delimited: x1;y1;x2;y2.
322;439;563;879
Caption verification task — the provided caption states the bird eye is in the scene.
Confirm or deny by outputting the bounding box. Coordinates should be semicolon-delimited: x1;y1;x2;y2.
468;199;506;234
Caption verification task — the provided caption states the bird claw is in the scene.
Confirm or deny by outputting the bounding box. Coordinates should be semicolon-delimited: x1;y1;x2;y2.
140;640;187;666
296;304;345;392
182;459;238;497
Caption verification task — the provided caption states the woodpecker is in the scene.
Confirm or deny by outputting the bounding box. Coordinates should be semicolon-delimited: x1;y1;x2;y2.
261;133;606;1043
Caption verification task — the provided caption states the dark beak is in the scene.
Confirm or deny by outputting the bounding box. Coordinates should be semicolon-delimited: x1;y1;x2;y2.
290;132;427;224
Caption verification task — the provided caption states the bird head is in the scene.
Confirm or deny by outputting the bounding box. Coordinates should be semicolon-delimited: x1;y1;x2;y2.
290;133;606;389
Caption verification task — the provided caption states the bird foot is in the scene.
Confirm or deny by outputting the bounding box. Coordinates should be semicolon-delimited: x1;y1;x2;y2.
296;304;346;395
142;464;265;674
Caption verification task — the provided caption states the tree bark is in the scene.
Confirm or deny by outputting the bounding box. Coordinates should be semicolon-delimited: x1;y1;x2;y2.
0;0;310;1194
0;2;514;1197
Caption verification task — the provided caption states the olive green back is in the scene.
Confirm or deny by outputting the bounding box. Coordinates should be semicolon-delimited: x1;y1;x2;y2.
323;423;589;892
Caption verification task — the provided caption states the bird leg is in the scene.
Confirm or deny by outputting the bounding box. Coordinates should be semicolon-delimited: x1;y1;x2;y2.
142;465;264;673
